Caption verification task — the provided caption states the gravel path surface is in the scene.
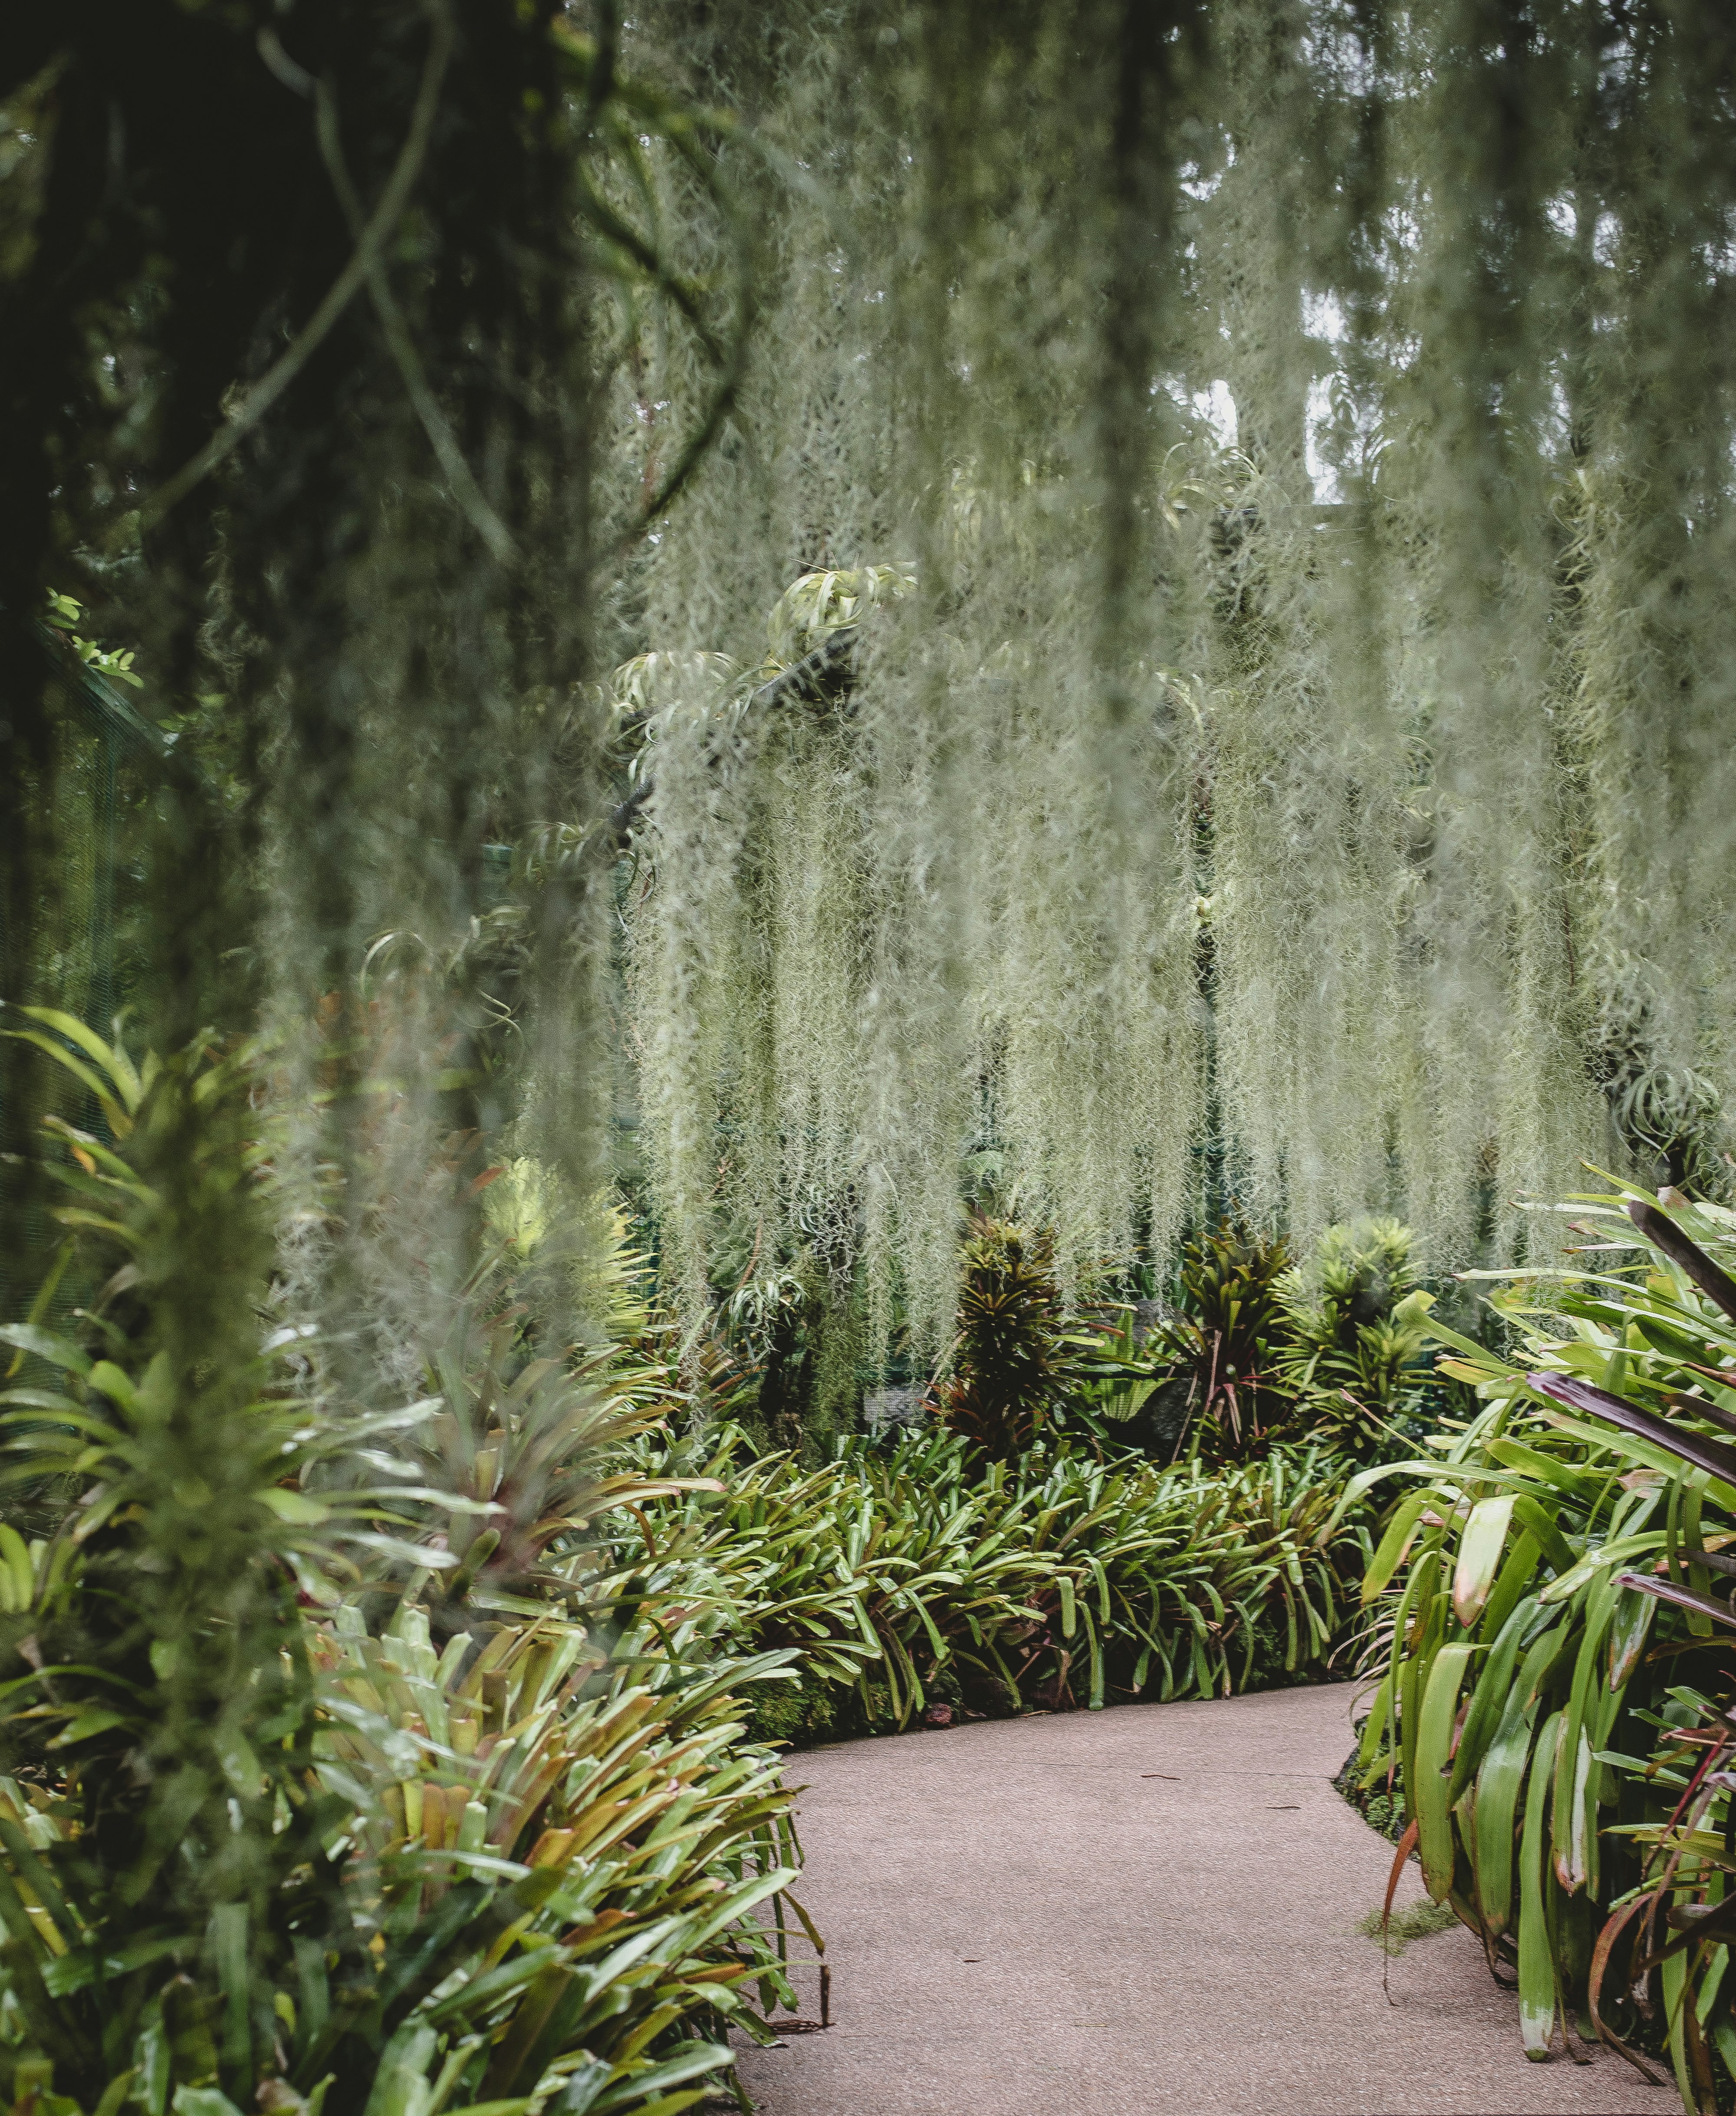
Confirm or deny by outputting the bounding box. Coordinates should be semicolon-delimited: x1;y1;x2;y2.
733;1680;1680;2116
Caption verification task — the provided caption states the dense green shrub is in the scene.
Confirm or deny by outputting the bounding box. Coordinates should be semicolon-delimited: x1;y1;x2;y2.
1143;1222;1293;1458
1111;1215;1440;1464
1271;1218;1438;1459
616;1424;1368;1735
1363;1185;1736;2108
0;1025;809;2115
932;1214;1081;1460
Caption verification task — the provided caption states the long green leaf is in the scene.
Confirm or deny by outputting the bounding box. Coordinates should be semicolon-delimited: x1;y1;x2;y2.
1450;1595;1536;1806
1531;1372;1736;1492
1478;1528;1540;1647
0;1325;92;1378
1473;1685;1534;1939
1607;1583;1655;1688
1453;1496;1514;1629
1416;1642;1476;1900
1518;1711;1564;2059
13;1004;142;1107
1362;1489;1428;1603
1509;1492;1578;1578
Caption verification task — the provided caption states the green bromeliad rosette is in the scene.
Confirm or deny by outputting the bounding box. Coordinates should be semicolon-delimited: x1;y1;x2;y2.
0;1020;811;2116
612;1422;1365;1734
1358;1179;1736;2109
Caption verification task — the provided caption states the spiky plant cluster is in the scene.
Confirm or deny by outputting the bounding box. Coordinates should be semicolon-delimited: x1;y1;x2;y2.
613;0;1736;1349
931;1215;1075;1460
1272;1217;1438;1456
1146;1221;1293;1458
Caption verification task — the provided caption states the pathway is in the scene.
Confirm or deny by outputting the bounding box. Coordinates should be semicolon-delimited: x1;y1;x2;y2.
734;1681;1680;2116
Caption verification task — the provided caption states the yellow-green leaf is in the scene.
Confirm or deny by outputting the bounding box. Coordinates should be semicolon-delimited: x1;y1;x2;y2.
1452;1496;1515;1629
258;1487;330;1526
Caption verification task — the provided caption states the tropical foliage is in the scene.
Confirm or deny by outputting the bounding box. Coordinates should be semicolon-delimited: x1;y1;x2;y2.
1133;1217;1438;1465
15;9;1736;2109
1143;1222;1292;1458
617;0;1736;1356
0;1017;1393;2115
15;10;1736;1356
1362;1184;1736;2108
1272;1219;1438;1460
619;1425;1365;1738
930;1215;1079;1460
0;1022;808;2114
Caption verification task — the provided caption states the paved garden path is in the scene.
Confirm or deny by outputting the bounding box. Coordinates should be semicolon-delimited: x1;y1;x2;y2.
733;1680;1682;2116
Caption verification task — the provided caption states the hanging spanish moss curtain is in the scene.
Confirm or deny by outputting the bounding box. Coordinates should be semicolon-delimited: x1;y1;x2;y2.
618;0;1736;1345
6;1;1736;1371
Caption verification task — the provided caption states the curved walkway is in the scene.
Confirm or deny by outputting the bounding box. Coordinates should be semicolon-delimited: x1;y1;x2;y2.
735;1681;1679;2116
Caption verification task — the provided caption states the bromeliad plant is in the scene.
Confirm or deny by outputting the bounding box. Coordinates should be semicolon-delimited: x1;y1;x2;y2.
0;1016;452;2104
408;1298;702;1632
287;1598;803;2111
617;1422;1366;1733
1066;1305;1163;1432
1145;1222;1292;1459
0;1017;811;2114
931;1215;1078;1458
1359;1181;1736;2109
1273;1218;1437;1460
